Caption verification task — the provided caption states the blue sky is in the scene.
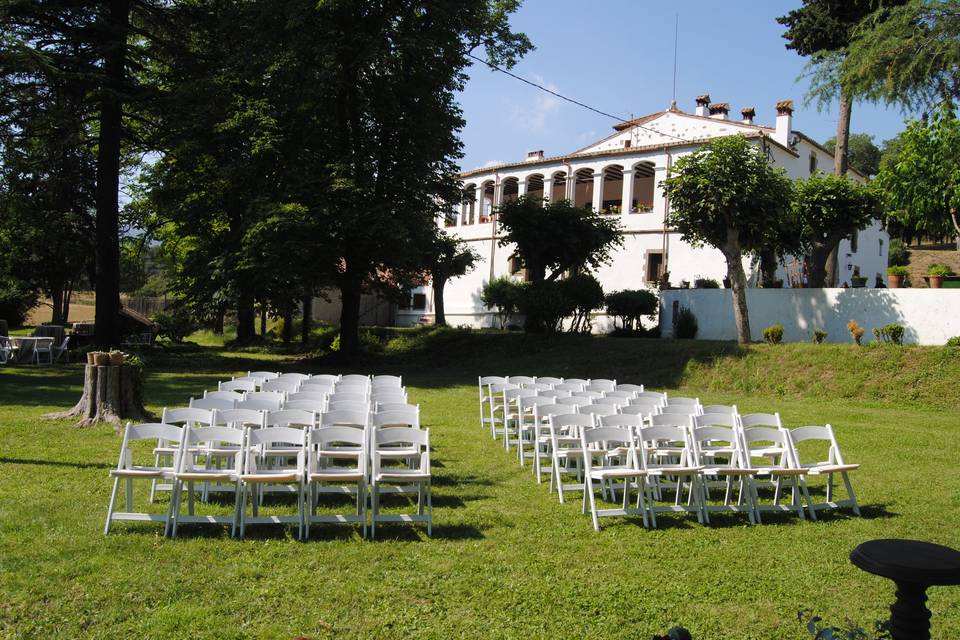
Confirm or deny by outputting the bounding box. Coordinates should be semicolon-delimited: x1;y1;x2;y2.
455;0;918;172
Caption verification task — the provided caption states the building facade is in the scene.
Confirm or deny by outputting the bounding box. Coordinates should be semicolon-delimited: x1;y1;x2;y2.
397;96;889;329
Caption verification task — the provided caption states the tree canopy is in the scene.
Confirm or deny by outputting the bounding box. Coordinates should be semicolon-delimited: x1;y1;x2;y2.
662;135;793;343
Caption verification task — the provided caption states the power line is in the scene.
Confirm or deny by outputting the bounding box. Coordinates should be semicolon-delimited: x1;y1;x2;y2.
466;52;698;145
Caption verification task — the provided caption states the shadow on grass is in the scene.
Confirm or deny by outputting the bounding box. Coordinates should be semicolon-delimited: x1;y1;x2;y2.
0;456;113;470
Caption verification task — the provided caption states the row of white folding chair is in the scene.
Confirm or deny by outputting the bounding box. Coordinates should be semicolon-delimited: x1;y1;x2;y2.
105;422;429;539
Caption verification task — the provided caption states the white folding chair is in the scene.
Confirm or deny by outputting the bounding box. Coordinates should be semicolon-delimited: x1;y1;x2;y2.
554;382;585;393
168;426;245;537
306;426;368;538
603;390;635;401
501;387;536;453
32;337;54;365
586;378;616;393
327;400;370;414
536;376;564;386
373;406;421;429
104;423;183;534
556;396;591;409
248;370;280;383
205;389;245;403
580;404;620;419
665;396;702;415
506;375;536;387
151;407;215;500
300;380;335;394
287;391;329;403
616;383;644;394
637;418;705;526
599;395;631;408
375;401;418;413
329;391;369;404
261;378;301;394
572;390;604;400
621;403;660;419
538;389;571;399
239;426;306;538
52;335;70;363
372;374;403;388
478;375;507;430
216;408;265;428
486;382;518;440
580;424;649;531
278;373;311;383
702;404;738;416
372;390;408;405
548;413;594;503
190;396;236;412
264;409;316;429
237;392;284;412
284;398;327;414
516;396;555;466
564;378;589;387
532;404;574;483
787;425;861;518
310;374;341;386
633;391;667;407
740;424;810;520
370;427;431;538
690;414;758;524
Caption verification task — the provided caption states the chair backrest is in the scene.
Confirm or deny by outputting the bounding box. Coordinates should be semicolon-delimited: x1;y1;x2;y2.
563;378;589;386
320;409;369;429
556;396;590;407
506;375;536;386
339;374;370;385
525;382;553;391
261;378;301;393
636;424;694;467
740;426;792;465
219;379;256;393
658;404;700;417
581;425;637;460
586;379;616;392
372;374;402;387
247;370;280;382
633;391;667;406
309;426;367;470
246;426;306;470
616;383;644;393
553;382;585;392
299;380;335;394
161;407;214;427
283;399;327;414
536;376;564;386
788;424;846;466
287;391;328;403
693;413;738;429
372;390;407;403
264;409;316;428
572;390;604;400
666;396;700;407
236;396;283;412
216;408;265;428
329;391;369;404
189;396;235;412
702;404;738;416
580;404;620;418
599;395;630;407
738;412;783;429
598;413;642;429
479;376;507;394
118;423;184;469
204;390;245;402
503;388;537;402
488;382;518;395
548;413;594;440
373;427;429;472
648;412;693;428
278;372;311;383
537;389;571;399
620;403;659;417
310;374;341;385
58;335;70;350
376;401;417;413
519;396;555;413
181;426;245;470
535;403;574;422
689;423;747;467
327;400;370;414
603;390;634;400
373;406;420;429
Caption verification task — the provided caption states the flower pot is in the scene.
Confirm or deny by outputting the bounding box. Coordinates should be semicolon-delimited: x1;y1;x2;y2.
108;352;124;366
93;352;110;366
86;352;96;365
888;274;905;288
929;275;944;289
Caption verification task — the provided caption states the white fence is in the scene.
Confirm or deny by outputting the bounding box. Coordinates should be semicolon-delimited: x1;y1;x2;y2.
660;288;960;345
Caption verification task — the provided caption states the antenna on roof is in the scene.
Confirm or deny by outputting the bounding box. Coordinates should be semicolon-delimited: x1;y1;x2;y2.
671;13;679;104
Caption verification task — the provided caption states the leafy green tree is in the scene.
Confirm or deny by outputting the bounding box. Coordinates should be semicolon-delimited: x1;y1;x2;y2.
604;289;658;331
793;173;883;285
496;195;623;283
876;103;960;247
481;276;521;329
426;233;479;327
662;135;793;344
560;273;604;334
843;0;960;110
824;132;883;176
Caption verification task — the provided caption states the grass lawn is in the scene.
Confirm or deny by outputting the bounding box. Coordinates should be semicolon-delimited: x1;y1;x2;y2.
1;332;958;639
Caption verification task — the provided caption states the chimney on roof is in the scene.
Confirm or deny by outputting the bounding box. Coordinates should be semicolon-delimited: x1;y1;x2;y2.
774;100;794;147
741;107;756;125
708;102;729;121
526;150;544;162
695;94;710;117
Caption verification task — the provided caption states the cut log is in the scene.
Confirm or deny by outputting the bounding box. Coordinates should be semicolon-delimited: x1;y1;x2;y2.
45;363;154;430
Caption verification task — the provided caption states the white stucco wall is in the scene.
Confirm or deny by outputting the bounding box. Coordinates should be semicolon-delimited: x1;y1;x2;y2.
660;289;960;345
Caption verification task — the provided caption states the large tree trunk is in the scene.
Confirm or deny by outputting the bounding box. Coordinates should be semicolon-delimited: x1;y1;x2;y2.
281;309;293;344
51;286;64;325
758;250;778;287
236;290;256;342
213;305;225;335
301;294;312;344
63;283;72;324
338;275;362;356
825;90;853;286
808;241;835;288
46;361;153;429
433;277;447;326
93;0;130;349
723;233;751;344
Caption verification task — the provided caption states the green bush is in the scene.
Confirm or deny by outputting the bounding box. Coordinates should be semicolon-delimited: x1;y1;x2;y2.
560;273;605;334
946;336;960;347
812;329;827;344
605;289;658;330
0;277;39;327
887;238;909;267
330;329;383;353
517;281;574;333
481;277;522;330
151;308;197;343
763;324;784;344
673;306;698;339
873;323;905;345
693;277;720;289
886;265;909;276
927;263;953;277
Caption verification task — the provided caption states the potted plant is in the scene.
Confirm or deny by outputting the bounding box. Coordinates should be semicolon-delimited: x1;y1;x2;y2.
927;263;953;288
887;265;909;288
851;275;867;288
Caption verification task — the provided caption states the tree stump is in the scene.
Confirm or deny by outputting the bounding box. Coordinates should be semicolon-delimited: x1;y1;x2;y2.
46;364;154;429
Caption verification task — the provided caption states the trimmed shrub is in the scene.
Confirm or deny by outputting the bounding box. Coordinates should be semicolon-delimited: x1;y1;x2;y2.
560;273;605;334
517;281;574;333
887;238;909;267
604;289;658;330
847;320;865;346
763;324;784;344
152;308;197;343
873;323;905;345
693;277;720;289
673;306;698;339
946;336;960;347
812;329;827;344
481;277;522;330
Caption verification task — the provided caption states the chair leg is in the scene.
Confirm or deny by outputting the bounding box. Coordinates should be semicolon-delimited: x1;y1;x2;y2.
586;476;599;532
371;483;379;539
232;483;242;538
104;477;120;535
